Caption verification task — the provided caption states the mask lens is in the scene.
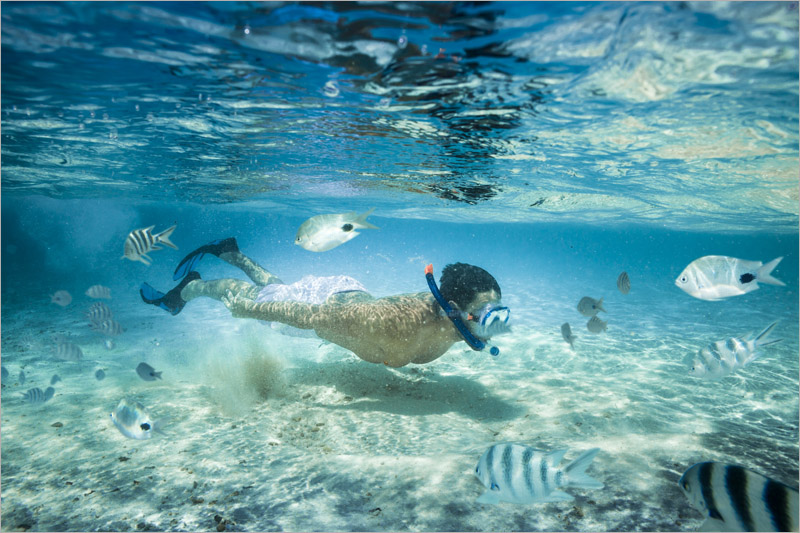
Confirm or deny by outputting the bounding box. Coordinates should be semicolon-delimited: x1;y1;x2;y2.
480;305;509;326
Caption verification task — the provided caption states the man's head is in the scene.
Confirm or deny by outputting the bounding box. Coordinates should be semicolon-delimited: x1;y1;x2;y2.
439;263;501;315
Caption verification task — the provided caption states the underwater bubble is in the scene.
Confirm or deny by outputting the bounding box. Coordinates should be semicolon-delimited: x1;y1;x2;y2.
397;34;408;49
323;81;340;98
135;104;140;112
243;25;251;35
102;112;109;120
198;93;203;101
90;111;95;118
146;112;154;122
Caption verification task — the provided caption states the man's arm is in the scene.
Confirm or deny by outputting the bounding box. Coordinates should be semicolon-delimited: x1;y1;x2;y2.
221;290;319;330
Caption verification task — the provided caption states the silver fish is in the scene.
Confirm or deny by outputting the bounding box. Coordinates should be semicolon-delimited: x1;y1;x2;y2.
85;285;112;299
475;444;603;505
561;323;576;349
54;342;83;362
50;290;72;307
685;322;781;380
577;296;605;317
23;387;55;404
86;302;113;324
679;462;798;532
95;369;106;381
136;362;162;381
675;255;784;301
122;224;178;265
295;208;379;252
616;272;630;295
110;399;164;440
51;374;62;385
586;316;607;334
90;319;124;337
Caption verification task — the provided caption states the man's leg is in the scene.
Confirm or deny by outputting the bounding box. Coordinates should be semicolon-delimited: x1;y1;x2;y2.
218;250;283;286
180;278;261;303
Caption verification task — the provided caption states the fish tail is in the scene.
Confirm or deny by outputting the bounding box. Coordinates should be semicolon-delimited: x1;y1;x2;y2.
563;448;604;489
754;321;782;348
152;418;167;434
156;224;178;250
355;208;379;230
757;257;785;286
154;371;162;380
596;297;606;313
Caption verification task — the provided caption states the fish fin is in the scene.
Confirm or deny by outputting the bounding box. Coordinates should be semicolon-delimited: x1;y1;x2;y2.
152;418;167;435
541;490;574;503
476;490;501;505
564;448;603;489
547;449;569;467
139;254;152;266
698;517;737;532
596;297;606;313
156;224;178;250
354;207;379;230
757;257;785;286
154;371;162;380
753;321;779;345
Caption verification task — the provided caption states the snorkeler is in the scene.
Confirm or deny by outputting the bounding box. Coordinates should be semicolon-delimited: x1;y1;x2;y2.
140;238;510;367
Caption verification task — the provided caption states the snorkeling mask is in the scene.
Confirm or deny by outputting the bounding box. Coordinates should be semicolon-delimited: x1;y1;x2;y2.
425;264;507;357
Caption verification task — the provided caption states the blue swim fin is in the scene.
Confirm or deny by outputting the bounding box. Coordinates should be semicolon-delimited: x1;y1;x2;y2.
173;237;239;281
140;272;201;315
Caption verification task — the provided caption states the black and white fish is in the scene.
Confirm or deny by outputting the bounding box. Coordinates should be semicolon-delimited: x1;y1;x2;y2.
586;316;607;334
53;342;83;362
474;444;603;505
122;224;178;265
685;322;781;380
675;255;785;301
295;208;379;252
617;272;630;295
51;374;62;385
22;387;55;404
86;302;113;324
136;362;162;381
577;296;605;317
679;462;798;532
85;284;112;299
90;319;124;337
561;323;576;349
110;398;164;440
95;369;106;381
50;290;72;307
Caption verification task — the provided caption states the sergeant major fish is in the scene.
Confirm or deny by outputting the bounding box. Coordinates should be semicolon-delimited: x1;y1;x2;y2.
90;319;124;337
679;462;798;532
561;322;576;349
675;255;785;301
474;443;603;505
85;285;112;299
136;362;162;381
86;302;113;324
53;342;83;362
577;296;605;317
586;316;607;334
685;322;781;380
123;224;178;265
295;208;379;252
616;272;631;295
110;398;164;440
23;387;55;404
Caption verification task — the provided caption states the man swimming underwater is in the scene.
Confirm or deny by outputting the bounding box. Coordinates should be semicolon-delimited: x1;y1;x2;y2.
140;238;510;367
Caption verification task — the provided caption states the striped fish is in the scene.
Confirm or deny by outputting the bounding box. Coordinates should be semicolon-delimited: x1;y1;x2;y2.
54;342;83;362
561;322;576;349
90;319;124;337
617;271;631;295
86;302;113;324
23;387;55;404
586;316;607;334
686;322;781;380
474;444;603;505
85;285;112;299
122;224;178;265
679;462;798;532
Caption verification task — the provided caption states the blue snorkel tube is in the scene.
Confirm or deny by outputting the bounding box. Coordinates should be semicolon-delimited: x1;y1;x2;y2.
425;264;500;357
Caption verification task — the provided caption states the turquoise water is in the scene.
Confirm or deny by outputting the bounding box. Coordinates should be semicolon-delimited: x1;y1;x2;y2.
1;3;798;532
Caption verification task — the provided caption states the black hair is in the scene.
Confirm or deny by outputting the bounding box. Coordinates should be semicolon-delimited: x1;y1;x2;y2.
439;263;501;310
